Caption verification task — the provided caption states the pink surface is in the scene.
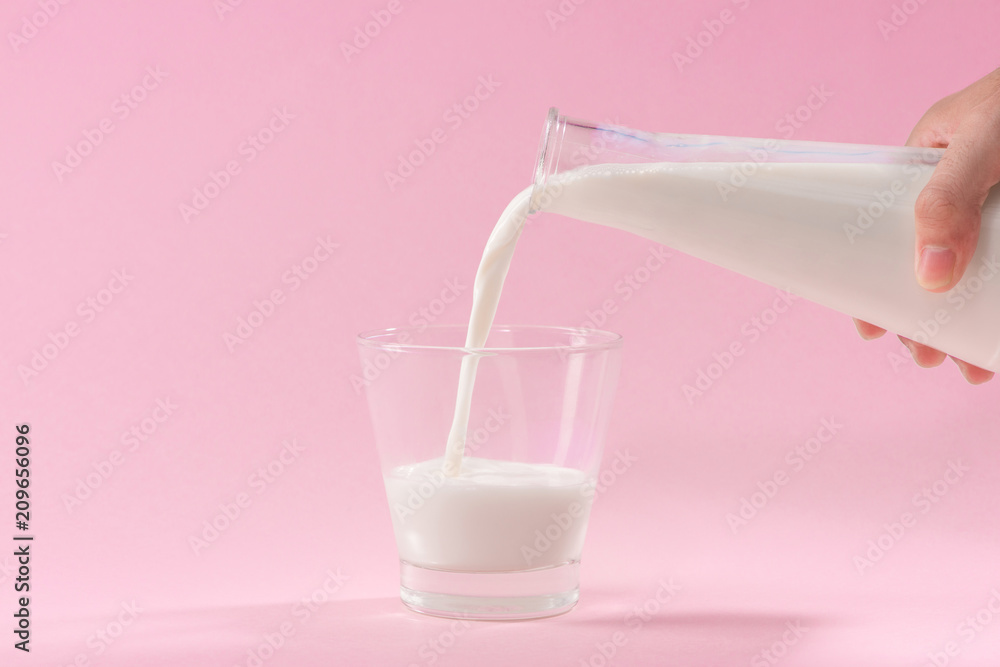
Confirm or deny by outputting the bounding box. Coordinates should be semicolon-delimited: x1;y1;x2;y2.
4;0;1000;664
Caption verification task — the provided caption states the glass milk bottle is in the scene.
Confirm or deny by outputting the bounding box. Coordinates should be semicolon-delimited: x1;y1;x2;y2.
530;109;1000;370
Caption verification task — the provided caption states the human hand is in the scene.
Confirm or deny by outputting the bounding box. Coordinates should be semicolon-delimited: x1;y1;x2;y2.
854;69;1000;384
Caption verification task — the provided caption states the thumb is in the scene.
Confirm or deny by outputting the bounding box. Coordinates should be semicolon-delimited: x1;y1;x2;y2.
912;98;1000;292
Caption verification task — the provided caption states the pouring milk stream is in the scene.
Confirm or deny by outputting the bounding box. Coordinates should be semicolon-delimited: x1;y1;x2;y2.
440;109;1000;477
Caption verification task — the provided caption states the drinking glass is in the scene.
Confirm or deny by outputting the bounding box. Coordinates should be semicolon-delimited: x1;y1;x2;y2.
358;324;622;620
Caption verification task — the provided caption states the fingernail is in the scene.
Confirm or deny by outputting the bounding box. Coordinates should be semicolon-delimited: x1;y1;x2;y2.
917;246;956;290
950;356;972;383
898;336;917;356
950;356;995;385
854;320;885;340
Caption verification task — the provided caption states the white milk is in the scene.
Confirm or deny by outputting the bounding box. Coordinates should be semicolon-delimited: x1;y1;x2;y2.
419;160;999;571
541;161;999;373
442;161;1000;473
385;457;593;572
443;187;534;476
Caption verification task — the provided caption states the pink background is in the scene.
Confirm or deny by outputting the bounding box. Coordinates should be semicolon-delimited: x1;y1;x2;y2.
4;0;1000;664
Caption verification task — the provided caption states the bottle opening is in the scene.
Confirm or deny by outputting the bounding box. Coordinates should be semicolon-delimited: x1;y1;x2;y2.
530;107;562;213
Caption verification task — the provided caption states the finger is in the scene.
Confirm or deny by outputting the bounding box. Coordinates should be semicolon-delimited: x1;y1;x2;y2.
950;356;996;384
906;105;956;149
853;318;886;340
913;88;1000;292
897;335;947;368
906;69;1000;148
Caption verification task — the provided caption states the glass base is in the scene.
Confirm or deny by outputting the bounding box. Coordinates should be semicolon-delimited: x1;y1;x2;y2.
399;560;581;620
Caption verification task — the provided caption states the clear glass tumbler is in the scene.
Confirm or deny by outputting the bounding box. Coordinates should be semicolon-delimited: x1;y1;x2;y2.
358;324;622;620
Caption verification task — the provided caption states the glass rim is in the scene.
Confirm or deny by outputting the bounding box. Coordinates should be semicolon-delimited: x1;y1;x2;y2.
356;324;623;353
